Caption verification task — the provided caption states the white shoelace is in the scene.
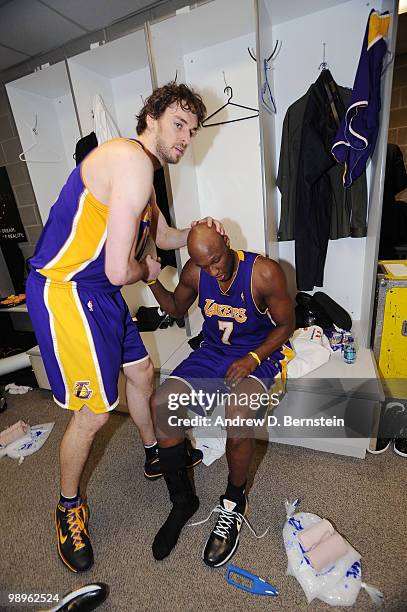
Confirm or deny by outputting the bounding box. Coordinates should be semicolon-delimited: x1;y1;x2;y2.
188;504;269;539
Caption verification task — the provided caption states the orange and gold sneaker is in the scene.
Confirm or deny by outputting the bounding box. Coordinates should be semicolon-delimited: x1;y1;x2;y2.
55;501;94;573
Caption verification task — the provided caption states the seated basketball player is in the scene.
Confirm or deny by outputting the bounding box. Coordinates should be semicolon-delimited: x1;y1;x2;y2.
148;224;295;566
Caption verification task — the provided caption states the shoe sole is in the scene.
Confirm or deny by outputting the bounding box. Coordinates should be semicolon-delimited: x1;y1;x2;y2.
393;444;407;457
367;442;391;454
50;584;108;611
144;456;203;480
54;508;93;574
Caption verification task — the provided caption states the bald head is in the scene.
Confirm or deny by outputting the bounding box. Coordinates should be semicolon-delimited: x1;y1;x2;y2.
187;224;234;282
187;224;226;260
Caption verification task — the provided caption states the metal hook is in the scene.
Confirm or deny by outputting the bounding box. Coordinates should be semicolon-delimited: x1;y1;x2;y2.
248;47;257;61
222;70;229;89
32;114;38;136
248;40;280;63
223;85;233;102
318;42;328;71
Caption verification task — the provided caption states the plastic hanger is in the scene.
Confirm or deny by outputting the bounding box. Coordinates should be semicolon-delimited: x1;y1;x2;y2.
202;72;258;127
19;115;63;163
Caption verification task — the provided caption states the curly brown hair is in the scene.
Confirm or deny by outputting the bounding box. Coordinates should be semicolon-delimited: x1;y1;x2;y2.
136;82;207;134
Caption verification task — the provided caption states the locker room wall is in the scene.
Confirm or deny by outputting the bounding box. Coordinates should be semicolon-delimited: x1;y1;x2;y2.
6;62;79;224
3;0;398;342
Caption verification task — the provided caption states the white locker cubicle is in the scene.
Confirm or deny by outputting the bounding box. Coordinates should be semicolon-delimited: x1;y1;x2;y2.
255;0;397;457
257;0;397;345
67;28;183;313
6;62;80;224
149;0;265;266
67;29;152;138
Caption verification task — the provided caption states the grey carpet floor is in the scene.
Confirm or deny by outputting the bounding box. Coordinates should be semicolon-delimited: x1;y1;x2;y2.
0;390;406;612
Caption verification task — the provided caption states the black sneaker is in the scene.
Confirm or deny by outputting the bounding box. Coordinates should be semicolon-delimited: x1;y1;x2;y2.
367;438;392;454
55;502;93;573
144;446;203;480
51;583;109;611
202;496;247;568
394;427;407;457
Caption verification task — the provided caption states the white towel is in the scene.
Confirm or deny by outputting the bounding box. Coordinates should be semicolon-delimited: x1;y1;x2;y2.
287;326;332;378
92;94;120;144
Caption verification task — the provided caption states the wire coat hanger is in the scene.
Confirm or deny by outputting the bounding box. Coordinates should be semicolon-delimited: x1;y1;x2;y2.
19;115;63;163
261;58;276;114
248;41;281;115
202;73;259;128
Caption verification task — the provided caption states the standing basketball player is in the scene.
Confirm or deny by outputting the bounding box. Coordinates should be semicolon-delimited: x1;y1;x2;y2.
25;83;225;573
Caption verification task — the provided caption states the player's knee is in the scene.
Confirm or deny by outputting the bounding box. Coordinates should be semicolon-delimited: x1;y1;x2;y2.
73;408;110;436
225;402;249;421
124;358;154;389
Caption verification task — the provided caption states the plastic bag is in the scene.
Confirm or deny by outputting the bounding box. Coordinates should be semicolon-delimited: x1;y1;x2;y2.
5;422;55;464
283;500;383;607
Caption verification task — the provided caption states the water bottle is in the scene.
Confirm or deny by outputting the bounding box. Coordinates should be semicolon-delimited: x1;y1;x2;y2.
343;336;357;364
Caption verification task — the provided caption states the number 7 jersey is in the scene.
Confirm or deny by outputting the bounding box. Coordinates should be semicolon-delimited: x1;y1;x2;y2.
199;250;277;356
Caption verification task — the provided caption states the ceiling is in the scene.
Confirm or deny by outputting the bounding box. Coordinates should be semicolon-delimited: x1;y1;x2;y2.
0;1;406;77
0;0;178;73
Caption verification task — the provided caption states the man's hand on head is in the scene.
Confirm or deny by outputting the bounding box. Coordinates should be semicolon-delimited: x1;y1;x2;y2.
191;217;230;246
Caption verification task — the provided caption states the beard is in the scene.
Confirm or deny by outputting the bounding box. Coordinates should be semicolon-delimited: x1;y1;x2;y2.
156;135;180;165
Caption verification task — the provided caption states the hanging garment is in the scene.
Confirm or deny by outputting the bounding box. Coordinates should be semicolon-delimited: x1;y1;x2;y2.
277;84;367;243
378;143;407;259
154;167;177;268
291;70;367;290
331;10;390;187
92;94;121;144
74;131;98;165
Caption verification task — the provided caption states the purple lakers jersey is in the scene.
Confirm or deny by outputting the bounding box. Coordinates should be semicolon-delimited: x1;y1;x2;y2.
199;251;276;355
331;10;390;187
29;138;151;291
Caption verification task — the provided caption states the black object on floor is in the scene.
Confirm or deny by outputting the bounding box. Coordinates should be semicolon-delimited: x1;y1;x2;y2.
136;306;183;332
188;331;204;350
144;444;204;480
295;294;333;330
367;437;391;454
294;303;331;330
0;387;7;413
42;582;109;611
295;291;351;331
0;366;38;388
312;291;352;331
367;402;407;455
394;430;407;457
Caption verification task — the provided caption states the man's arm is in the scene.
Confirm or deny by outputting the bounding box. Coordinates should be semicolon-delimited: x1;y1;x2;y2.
226;257;295;387
148;259;199;318
105;145;158;286
250;257;295;361
150;197;189;250
150;195;226;250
